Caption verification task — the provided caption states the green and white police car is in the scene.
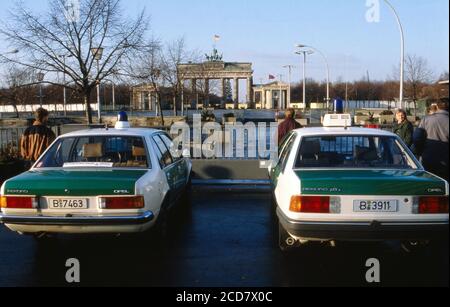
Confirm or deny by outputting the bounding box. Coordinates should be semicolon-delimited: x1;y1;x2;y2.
0;114;192;237
270;114;449;251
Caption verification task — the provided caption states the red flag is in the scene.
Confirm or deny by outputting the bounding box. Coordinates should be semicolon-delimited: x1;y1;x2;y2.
268;74;275;80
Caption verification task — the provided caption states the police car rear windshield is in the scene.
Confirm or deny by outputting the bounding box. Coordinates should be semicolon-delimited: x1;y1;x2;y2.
295;135;418;169
35;136;149;169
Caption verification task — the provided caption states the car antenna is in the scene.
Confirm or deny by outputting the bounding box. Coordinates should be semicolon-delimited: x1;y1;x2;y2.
105;123;109;131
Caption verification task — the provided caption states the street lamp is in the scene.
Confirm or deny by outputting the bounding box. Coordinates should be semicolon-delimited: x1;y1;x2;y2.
383;0;405;109
37;72;45;108
103;79;116;112
283;65;296;109
60;54;73;116
91;47;104;122
295;50;314;112
296;44;331;110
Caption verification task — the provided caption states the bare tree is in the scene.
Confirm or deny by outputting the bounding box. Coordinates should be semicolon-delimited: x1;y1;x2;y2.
160;38;198;115
0;65;36;118
405;54;433;116
392;54;434;115
0;0;149;123
126;37;200;119
121;37;166;123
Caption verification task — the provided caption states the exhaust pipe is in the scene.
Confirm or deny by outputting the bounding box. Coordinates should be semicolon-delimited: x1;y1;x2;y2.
285;237;297;246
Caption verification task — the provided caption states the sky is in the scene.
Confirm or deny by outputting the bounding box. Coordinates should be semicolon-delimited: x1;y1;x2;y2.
0;0;449;85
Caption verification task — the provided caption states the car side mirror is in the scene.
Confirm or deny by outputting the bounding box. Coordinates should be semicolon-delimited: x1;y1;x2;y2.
260;159;277;172
182;149;191;158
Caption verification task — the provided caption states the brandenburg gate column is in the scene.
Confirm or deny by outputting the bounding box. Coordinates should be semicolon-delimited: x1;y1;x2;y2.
205;78;210;107
221;78;227;108
267;90;273;109
233;78;239;109
191;79;197;108
247;77;253;107
261;90;266;109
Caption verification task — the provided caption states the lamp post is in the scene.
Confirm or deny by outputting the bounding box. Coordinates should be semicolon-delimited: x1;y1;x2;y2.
296;44;331;110
91;47;104;122
37;72;45;108
295;50;314;112
103;79;116;112
277;74;284;110
282;65;295;109
60;54;73;116
383;0;405;109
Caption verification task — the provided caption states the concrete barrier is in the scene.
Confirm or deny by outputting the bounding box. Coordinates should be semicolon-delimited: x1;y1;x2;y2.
192;159;269;181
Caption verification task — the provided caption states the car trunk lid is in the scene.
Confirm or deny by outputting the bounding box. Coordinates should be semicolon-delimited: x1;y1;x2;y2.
3;169;147;197
295;170;447;196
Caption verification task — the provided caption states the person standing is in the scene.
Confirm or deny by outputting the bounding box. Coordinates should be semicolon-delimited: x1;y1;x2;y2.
393;109;414;147
278;108;302;144
414;102;449;181
20;108;56;166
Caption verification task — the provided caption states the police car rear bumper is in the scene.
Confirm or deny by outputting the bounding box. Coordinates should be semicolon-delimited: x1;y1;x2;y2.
277;208;449;241
0;211;154;226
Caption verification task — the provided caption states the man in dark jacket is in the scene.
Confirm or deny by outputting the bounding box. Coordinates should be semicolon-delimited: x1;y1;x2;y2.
278;108;302;144
20;108;56;165
414;102;449;181
393;109;414;147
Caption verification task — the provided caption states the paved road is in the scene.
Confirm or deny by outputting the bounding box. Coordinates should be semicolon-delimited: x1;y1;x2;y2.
0;188;448;287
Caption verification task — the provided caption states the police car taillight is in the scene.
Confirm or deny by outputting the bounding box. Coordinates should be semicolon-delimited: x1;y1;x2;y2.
290;196;341;214
0;196;38;209
414;196;449;214
99;196;145;210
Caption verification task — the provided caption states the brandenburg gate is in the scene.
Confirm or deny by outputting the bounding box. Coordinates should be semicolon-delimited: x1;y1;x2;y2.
177;49;254;109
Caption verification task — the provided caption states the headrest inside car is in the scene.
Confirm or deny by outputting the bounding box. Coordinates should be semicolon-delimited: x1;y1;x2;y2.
354;146;378;161
83;143;103;158
132;146;146;157
301;140;321;155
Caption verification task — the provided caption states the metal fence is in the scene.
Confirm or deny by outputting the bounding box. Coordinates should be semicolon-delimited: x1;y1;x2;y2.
1;123;396;160
0;126;60;154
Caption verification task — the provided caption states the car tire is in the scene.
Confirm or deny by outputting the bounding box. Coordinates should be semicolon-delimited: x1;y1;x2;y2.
152;195;171;244
182;175;193;208
400;240;430;254
173;176;192;223
32;233;58;246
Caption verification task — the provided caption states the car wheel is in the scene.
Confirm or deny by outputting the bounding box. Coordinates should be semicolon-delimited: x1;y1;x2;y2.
154;206;169;239
173;177;192;223
278;222;298;252
401;240;430;254
149;193;171;244
182;176;193;207
32;233;58;246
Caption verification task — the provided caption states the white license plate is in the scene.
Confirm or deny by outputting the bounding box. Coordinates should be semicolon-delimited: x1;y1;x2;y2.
353;200;398;213
48;198;88;209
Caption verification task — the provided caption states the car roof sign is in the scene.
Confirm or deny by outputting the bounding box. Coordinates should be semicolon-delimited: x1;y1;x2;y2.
323;114;353;128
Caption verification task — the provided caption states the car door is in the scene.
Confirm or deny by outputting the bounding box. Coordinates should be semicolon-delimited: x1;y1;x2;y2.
159;133;189;193
272;133;297;205
270;132;296;187
152;134;179;206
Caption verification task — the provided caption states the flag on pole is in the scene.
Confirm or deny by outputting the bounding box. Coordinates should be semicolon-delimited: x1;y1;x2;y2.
213;35;221;42
268;74;275;80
